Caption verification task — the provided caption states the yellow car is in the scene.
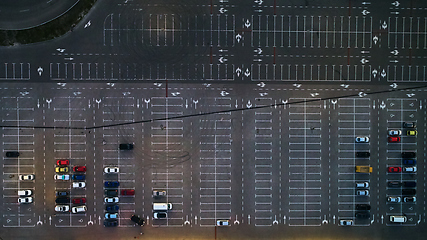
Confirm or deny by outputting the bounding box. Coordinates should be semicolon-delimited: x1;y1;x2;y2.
55;167;68;173
407;130;417;136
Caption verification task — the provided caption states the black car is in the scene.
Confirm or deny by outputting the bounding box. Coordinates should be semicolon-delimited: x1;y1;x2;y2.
356;204;371;211
6;151;20;158
55;197;70;204
388;181;401;188
402;189;416;195
104;220;118;227
119;143;134;150
402;152;416;158
355;212;370;219
105;189;118;197
403;181;416;187
356;152;370;158
56;191;69;197
153;212;167;219
106;205;119;211
131;215;145;226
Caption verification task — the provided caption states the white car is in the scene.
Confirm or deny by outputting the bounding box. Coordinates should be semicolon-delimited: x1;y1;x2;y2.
105;213;118;219
356;182;369;188
104;167;119;173
357;190;369;196
71;205;87;213
404;197;416;202
55;205;70;212
355;136;369;143
104;197;119;203
72;182;86;188
388;130;401;136
388;196;401;202
216;219;230;226
403;167;417;173
19;174;35;181
54;174;70;180
18;197;33;204
339;219;353;226
18;190;32;196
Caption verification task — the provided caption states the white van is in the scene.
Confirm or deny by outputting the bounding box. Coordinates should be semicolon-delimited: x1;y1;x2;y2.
18;190;32;196
153;203;172;211
390;216;407;223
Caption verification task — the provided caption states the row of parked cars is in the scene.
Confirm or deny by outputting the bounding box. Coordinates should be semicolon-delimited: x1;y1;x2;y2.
5;151;36;204
54;160;87;213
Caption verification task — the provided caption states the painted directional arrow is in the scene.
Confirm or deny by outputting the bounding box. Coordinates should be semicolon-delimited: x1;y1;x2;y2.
257;82;265;87
373;36;379;45
391;50;399;55
236;68;242;77
407;93;415;97
358;92;367;97
37;67;43;76
244;68;251;77
390;83;398;88
382;21;388;29
244;19;251;28
340;84;349;88
381;69;387;78
220;90;229;96
362;10;370;15
246;100;252;108
293;83;301;88
56;48;65;53
372;69;378;78
236;34;242;43
392;1;400;7
380;101;386;109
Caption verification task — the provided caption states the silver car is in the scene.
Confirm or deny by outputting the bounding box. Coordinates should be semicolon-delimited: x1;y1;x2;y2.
355;136;370;143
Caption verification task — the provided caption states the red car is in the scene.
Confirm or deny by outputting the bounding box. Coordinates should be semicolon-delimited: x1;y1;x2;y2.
388;167;402;173
121;189;135;196
388;137;401;143
72;198;86;204
57;159;69;166
73;166;86;172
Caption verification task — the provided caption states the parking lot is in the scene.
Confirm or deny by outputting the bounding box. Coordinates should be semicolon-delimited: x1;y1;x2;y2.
0;83;424;232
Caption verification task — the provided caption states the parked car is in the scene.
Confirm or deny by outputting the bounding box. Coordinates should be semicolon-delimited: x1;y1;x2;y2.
403;166;417;173
19;174;35;181
339;220;353;226
357;190;369;196
119;143;134;150
104;181;120;188
104;197;119;203
388;181;401;188
402;159;416;165
104;167;119;173
403;122;416;128
403;181;416;187
402;152;416;158
388;196;401;202
404;197;416;202
6;151;20;158
216;219;230;226
153;190;167;197
355;212;370;219
104;220;118;227
18;197;33;204
355;136;369;143
55;197;70;204
407;130;417;136
356;182;369;188
54;174;70;180
388;136;400;143
121;189;135;196
105;189;118;197
72;182;86;188
71;205;87;213
356;204;371;211
355;166;372;173
73;166;86;172
105;213;118;219
72;174;85;180
55;205;70;212
130;215;145;226
388;130;401;136
356;152;370;158
56;159;69;166
402;189;416;195
55;167;68;173
153;212;167;219
106;205;119;212
72;198;86;204
56;191;69;197
388;167;402;173
17;190;32;196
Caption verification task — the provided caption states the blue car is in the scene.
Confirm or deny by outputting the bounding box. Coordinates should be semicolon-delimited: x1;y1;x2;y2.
72;174;86;180
106;205;119;211
104;181;119;188
403;159;416;165
104;220;118;227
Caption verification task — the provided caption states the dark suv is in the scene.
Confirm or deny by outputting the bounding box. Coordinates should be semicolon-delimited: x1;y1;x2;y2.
6;151;20;158
105;189;118;197
119;143;134;150
55;197;70;204
131;215;145;226
402;152;416;158
356;204;371;211
356;152;370;158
